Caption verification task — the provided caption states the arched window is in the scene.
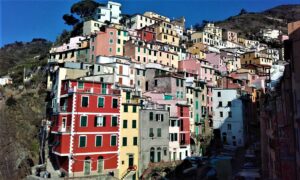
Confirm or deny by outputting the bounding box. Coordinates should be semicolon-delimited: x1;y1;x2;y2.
150;147;155;162
157;147;161;162
84;157;91;175
97;156;104;173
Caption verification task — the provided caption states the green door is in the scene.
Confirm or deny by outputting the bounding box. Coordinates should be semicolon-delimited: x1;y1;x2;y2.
84;160;91;175
97;157;104;173
128;155;134;167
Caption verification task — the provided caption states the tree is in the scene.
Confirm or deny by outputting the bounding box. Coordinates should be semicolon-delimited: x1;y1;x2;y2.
70;0;100;20
63;14;79;26
239;8;248;15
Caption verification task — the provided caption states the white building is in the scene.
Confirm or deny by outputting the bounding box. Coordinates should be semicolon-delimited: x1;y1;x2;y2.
260;28;280;40
212;88;244;147
126;14;157;30
94;1;121;24
96;56;134;88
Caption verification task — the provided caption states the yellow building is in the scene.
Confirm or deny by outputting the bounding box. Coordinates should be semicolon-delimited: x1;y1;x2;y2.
153;21;180;46
119;89;140;180
187;43;207;59
240;51;272;67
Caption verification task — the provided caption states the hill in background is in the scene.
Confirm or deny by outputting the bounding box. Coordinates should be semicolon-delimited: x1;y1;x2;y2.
214;5;300;38
0;39;52;77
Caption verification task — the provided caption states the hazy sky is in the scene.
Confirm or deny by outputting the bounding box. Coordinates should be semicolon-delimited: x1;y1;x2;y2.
1;0;299;46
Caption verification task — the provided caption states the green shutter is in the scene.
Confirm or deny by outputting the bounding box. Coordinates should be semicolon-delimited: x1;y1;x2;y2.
133;137;138;145
124;105;128;112
112;116;118;127
103;116;106;126
123;120;127;128
96;136;102;146
82;97;89;107
132;120;136;128
157;128;161;137
113;99;118;108
81;116;87;127
132;105;137;113
111;135;116;146
98;97;104;107
123;137;127;146
79;136;86;147
126;92;130;100
78;82;84;89
150;112;153;120
102;84;107;94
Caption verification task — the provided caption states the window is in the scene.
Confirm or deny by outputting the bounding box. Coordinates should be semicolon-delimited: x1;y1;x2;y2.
132;105;137;113
113;99;118;108
109;31;113;36
138;47;140;52
154;80;158;86
118;30;121;35
98;97;104;108
95;136;102;147
228;111;232;117
122;137;127;146
95;116;105;127
82;96;89;107
132;120;137;128
218;92;221;97
117;48;120;52
123;120;128;128
109;48;112;52
117;39;121;44
111;116;118;127
196;101;199;110
80;116;87;127
227;124;232;130
176;79;179;86
157;128;161;137
133;137;138;145
79;136;86;147
111;135;117;146
124;105;128;112
149;112;154;120
220;112;223;117
149;128;154;137
218;101;222;107
78;82;84;89
227;101;231;107
109;39;113;44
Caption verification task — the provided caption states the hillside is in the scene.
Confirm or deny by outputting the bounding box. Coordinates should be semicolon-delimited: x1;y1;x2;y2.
0;39;52;77
215;5;300;38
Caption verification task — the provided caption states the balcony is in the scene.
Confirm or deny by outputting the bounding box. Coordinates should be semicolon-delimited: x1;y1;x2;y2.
59;106;68;112
57;126;71;133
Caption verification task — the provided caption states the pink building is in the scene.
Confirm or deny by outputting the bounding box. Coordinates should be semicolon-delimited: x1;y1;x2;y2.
206;52;227;73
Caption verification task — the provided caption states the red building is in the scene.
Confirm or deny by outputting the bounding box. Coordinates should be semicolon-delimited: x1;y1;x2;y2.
177;104;191;150
137;26;156;42
50;79;120;177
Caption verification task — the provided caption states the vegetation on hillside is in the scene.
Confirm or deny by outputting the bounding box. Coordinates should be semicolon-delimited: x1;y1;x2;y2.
0;38;51;77
0;39;50;179
192;5;300;39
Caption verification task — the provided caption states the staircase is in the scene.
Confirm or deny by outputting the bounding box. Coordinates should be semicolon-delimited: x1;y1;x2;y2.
121;166;137;180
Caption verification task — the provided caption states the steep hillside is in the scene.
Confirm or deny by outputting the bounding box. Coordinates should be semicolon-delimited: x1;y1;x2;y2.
0;39;52;77
215;5;300;38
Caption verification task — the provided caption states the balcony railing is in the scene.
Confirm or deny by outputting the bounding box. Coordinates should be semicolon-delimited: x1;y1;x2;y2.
57;126;71;133
66;87;120;95
59;106;68;112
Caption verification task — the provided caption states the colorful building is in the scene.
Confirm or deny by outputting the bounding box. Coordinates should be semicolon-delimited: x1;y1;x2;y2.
50;80;121;177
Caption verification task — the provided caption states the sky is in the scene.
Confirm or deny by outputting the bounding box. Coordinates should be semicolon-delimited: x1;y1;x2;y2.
0;0;299;47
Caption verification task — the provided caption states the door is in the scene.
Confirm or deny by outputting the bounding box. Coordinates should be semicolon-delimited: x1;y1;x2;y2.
84;159;91;175
61;117;66;132
128;155;134;168
97;156;104;173
145;81;148;91
157;151;161;162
